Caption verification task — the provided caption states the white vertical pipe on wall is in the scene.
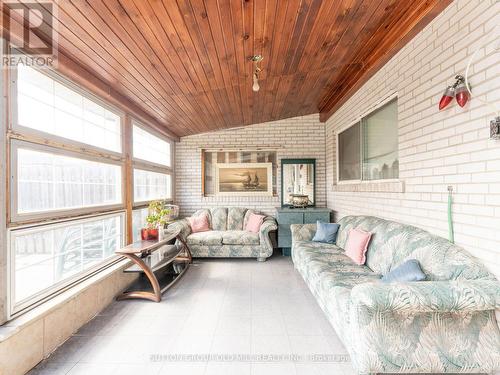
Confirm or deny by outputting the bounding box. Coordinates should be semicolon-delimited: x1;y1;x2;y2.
0;38;7;325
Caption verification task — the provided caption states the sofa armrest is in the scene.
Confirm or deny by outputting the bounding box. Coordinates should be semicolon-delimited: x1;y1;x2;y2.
168;218;192;241
290;223;317;243
259;217;277;236
258;217;277;256
350;279;500;314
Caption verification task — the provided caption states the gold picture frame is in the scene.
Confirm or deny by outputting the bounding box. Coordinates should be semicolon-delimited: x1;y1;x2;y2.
215;163;273;196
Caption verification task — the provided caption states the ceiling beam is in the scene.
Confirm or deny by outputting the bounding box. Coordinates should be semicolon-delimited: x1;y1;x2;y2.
318;0;453;122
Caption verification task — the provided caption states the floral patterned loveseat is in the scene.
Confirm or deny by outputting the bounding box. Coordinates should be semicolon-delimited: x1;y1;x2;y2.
291;215;500;374
171;207;277;261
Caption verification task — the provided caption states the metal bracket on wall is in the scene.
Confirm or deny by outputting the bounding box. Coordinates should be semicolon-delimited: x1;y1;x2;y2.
490;116;500;139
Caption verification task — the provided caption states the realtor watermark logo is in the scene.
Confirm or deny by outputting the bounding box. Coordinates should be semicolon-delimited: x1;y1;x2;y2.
1;0;58;68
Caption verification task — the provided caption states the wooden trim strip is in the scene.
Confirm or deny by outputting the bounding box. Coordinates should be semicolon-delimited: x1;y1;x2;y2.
7;130;125;163
123;114;134;245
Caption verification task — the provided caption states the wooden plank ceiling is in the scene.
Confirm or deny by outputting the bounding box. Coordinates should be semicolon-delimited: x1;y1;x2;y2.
5;0;451;137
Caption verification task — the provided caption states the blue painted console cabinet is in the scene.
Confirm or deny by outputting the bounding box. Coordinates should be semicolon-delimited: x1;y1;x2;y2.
275;207;332;256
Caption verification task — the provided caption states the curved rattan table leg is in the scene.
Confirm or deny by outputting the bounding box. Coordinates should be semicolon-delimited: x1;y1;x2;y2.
116;253;162;302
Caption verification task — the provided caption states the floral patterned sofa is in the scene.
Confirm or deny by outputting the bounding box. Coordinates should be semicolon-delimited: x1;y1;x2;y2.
171;207;277;261
291;215;500;374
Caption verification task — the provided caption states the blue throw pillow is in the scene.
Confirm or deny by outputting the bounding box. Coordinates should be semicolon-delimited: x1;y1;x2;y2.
312;221;340;244
382;259;426;283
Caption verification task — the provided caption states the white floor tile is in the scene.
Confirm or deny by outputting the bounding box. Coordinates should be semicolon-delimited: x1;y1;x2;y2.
27;361;76;375
251;363;297;375
283;314;324;336
110;363;162;375
210;334;251;356
205;362;251;375
216;315;252;336
159;362;207;375
32;257;356;375
251;335;292;356
251;315;287;336
170;334;214;355
66;363;117;375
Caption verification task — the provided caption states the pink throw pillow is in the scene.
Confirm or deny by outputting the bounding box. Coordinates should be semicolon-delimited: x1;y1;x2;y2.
245;213;265;233
188;214;210;233
345;228;372;265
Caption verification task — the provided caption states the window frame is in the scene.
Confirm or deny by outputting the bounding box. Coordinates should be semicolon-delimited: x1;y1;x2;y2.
10;63;125;158
133;167;173;206
4;51;176;318
336;94;399;184
132;120;173;170
131;120;174;207
7;211;126;316
10;140;125;224
337;121;362;184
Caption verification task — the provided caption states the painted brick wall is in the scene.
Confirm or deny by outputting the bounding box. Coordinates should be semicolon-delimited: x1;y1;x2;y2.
326;0;500;276
175;114;326;217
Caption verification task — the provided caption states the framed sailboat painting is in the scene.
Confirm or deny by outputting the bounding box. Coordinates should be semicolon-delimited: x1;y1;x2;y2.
215;163;273;196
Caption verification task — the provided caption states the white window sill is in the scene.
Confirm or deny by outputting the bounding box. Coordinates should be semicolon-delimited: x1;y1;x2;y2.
332;180;405;193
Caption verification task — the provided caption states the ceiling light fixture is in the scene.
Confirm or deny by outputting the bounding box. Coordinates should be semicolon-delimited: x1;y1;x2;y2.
250;55;263;92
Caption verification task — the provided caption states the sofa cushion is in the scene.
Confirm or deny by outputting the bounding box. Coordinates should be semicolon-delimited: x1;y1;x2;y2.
191;209;212;228
222;230;260;245
188;214;210;233
313;221;340;244
227;207;247;230
187;231;223;246
211;207;228;231
245;213;265;233
243;209;257;229
381;259;426;283
345;228;372;265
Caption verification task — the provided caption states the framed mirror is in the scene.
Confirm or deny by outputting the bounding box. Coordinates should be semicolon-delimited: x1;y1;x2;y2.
281;158;316;208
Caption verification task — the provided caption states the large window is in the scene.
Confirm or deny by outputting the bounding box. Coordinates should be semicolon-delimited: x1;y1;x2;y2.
11;213;124;311
133;123;171;167
16;65;122;153
337;98;398;182
134;169;171;203
7;65;174;317
14;144;122;218
132;121;173;206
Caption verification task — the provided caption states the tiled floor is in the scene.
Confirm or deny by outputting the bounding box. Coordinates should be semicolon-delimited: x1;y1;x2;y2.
28;256;355;375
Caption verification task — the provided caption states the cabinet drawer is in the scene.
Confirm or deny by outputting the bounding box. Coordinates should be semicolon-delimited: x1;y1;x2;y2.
304;212;330;223
277;212;304;224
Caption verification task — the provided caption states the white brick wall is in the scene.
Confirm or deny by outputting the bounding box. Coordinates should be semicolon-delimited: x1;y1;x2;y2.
175;114;326;217
326;0;500;277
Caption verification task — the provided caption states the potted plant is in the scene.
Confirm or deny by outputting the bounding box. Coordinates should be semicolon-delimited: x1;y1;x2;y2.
140;200;172;241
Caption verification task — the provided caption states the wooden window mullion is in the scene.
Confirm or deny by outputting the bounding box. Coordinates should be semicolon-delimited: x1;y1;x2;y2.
123;114;133;245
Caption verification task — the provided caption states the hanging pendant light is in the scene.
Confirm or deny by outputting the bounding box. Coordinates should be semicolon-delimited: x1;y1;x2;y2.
250;55;263;92
454;75;469;107
252;71;260;92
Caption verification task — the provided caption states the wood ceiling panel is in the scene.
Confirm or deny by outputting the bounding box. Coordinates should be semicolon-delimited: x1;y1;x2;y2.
3;0;452;137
